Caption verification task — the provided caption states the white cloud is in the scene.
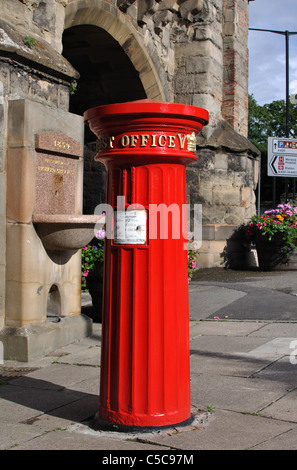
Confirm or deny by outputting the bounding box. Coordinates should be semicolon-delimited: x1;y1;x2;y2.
248;0;297;105
290;80;297;94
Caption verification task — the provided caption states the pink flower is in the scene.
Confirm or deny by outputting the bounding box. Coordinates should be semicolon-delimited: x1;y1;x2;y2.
82;246;87;251
96;229;106;239
83;270;89;277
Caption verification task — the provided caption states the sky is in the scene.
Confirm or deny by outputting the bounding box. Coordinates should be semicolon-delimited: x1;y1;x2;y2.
248;0;297;105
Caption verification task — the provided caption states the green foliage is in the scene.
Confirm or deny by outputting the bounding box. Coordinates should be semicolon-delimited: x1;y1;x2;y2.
81;230;105;291
248;94;297;152
188;238;199;281
69;81;77;95
81;242;104;275
206;405;215;413
24;36;37;48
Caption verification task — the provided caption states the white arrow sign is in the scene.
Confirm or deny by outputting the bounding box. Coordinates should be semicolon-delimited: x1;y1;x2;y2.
268;154;297;176
268;137;297;177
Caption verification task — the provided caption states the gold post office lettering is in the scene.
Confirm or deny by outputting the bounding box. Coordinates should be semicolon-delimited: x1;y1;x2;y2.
97;133;196;152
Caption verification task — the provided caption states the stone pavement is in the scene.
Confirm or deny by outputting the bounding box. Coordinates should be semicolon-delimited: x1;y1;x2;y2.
1;268;297;451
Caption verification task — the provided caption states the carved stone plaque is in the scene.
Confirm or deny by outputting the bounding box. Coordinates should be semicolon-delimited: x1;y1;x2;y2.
35;133;82;215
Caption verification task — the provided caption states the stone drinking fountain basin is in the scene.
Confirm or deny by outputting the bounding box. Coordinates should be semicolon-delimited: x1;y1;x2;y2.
32;214;104;251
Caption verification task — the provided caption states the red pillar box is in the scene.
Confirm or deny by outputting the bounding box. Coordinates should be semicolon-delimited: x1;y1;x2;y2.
84;100;208;430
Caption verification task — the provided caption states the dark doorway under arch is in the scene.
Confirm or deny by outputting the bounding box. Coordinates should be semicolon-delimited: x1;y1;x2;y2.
62;24;147;214
47;284;61;323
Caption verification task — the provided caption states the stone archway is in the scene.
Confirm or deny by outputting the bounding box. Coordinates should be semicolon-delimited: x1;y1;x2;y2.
64;0;168;102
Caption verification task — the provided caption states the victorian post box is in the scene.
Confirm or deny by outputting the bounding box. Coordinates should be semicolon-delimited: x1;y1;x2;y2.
84;100;208;429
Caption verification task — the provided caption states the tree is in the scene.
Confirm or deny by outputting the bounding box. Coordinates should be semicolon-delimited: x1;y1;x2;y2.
248;94;297;150
248;94;270;152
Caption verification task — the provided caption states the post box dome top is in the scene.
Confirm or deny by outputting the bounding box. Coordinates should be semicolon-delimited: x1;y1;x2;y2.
84;99;209;166
84;99;209;126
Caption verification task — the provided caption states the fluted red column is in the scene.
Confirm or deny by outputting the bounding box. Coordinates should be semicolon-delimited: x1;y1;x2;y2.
84;100;208;429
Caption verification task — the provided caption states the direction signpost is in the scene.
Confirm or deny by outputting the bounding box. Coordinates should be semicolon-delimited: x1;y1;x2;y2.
268;137;297;177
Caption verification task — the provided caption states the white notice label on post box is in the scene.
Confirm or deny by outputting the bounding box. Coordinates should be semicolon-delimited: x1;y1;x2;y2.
114;210;147;245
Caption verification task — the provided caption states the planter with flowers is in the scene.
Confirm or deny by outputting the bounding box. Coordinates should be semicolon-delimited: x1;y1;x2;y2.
245;204;297;270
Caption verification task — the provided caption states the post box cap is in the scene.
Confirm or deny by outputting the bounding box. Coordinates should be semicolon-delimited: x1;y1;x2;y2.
84;99;209;126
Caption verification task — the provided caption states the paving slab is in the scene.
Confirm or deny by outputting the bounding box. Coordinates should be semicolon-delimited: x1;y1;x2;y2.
252;426;297;450
52;346;101;366
12;427;169;451
245;338;297;360
249;322;297;338
0;395;99;446
190;334;271;356
22;396;97;430
260;388;297;423
0;385;85;424
253;356;297;386
190;373;289;414
6;363;100;390
190;347;277;377
0;423;44;450
69;374;100;395
189;320;267;338
138;408;295;450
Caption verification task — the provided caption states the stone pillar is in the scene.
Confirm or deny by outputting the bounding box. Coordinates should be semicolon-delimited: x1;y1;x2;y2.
0;16;93;361
1;99;92;361
0;80;7;331
223;0;249;136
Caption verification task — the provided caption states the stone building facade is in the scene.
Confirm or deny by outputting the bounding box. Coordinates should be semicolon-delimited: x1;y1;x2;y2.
0;0;259;356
